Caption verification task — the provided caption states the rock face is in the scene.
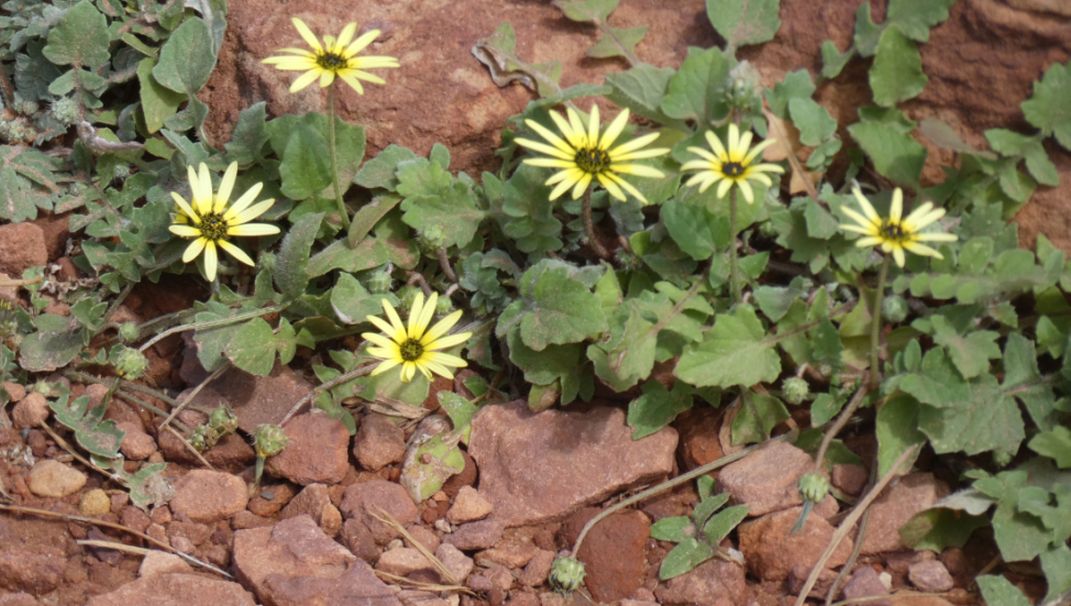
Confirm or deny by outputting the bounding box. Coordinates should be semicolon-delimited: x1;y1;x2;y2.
653;559;748;606
860;473;948;555
181;365;313;433
468;401;677;527
717;440;813;517
85;573;256;606
738;506;853;582
0;223;47;276
266;412;351;486
233;515;401;606
169;470;249;523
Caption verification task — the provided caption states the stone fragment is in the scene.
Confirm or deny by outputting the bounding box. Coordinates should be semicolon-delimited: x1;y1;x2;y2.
341;518;380;562
435;543;474;584
169;470;248;523
0;223;47;276
832;463;868;496
116;421;157;460
738;506;853;582
138;552;191;577
444;519;504;551
468;401;676;526
574;510;649;603
842;566;891;606
354;413;406;470
266;412;351;486
404;524;440;553
280;483;343;536
234;515;400;605
653;559;747;606
247;483;297;517
340;480;419;543
158;430;256;472
861;473;948;554
517;548;554;587
717;440;813;516
376;547;434;577
180;365;313;433
909;559;955;592
447;486;493;524
79;488;111;516
85;573;256;606
11;393;48;429
27;460;87;498
0;545;65;594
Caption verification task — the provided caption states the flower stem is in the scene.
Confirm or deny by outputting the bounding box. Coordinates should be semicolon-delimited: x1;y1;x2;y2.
729;189;741;304
581;188;609;259
327;86;351;232
869;256;890;389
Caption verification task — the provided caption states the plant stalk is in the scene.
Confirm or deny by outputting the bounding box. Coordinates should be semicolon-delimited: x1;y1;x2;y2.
869;256;890;389
581;188;610;259
327;86;351;232
729;189;741;304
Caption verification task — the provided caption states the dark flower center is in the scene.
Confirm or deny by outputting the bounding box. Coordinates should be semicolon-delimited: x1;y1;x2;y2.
316;52;348;71
399;338;424;362
880;220;908;242
198;212;228;241
574;147;611;174
721;161;745;177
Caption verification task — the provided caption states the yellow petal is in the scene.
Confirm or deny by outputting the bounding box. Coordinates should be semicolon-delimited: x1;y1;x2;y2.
169;225;201;238
217;238;255;267
600;109;630;149
289;69;321;93
344;29;380;57
215;161;238;213
335;22;357;51
230;199;276;225
182;237;206;263
227;223;280;237
889;188;903;223
291;17;323;52
224;182;265;221
203;240;218;281
382;299;408;342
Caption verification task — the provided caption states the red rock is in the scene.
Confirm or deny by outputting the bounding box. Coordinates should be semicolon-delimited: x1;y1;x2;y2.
653;559;747;606
340;479;419;543
717;440;813;517
404;524;440;553
247;483;297;517
436;543;474;585
0;545;65;594
444;519;504;551
832;463;869;497
11;393;48;429
85;572;256;606
475;532;538;569
116;421;157;460
517;548;554;587
27;459;86;497
31;214;68;262
860;473;948;555
0;592;40;606
169;470;249;523
0;223;47;276
738;506;853;582
180;365;313;434
233;515;400;606
280;483;342;536
341;518;379;562
1;382;26;402
266;412;351;486
137;552;191;577
441;450;478;497
574;510;650;603
842;566;891;606
468;401;677;527
675;405;725;469
908;559;954;592
375;547;434;577
353;413;406;471
448;486;493;524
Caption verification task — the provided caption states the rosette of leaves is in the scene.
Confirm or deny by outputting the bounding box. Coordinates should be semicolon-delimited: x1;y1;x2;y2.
650;476;748;579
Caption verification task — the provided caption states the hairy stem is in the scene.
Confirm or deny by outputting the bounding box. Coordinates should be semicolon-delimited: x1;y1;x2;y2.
869;257;890;389
327;86;351;232
137;304;284;353
581;188;610;259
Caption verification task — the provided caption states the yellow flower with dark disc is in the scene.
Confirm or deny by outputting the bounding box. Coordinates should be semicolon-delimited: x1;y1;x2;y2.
263;17;399;95
515;104;670;204
840;187;957;268
681;123;784;203
168;162;280;281
363;292;472;383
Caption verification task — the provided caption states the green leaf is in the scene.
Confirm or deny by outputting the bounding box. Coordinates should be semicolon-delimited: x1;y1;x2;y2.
49;391;124;458
820;40;853;79
660;47;731;127
42;0;110;69
899;349;1025;459
437;392;479;444
869;28;926;107
117;462;170;510
886;0;955;42
930;316;1000;379
225;102;270;165
506;329;584;405
152;17;216;94
731;391;789;444
661;194;729;261
137;58;184;134
554;0;619;22
650;516;691;542
788;98;837;146
977;575;1032;606
659;538;714;580
279;125;332;200
588;300;660;391
18;314;87;372
1029;427;1071;468
847;109;926;185
676;306;780;388
397;158;484;248
225;318;276;376
705;0;781;48
355;145;419;191
588;26;646;60
275;212;322;300
627;382;693;439
606;63;675;123
900;508;988;552
1021;60;1071;150
703;504;748;544
399;434;466;503
1041;544;1071;605
499;260;608;351
876;395;925;477
330;273;384;325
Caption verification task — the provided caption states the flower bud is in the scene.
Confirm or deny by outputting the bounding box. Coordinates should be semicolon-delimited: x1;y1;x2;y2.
253;424;288;459
782;377;810;405
209;405;239;435
548;555;586;593
798;472;830;504
118;322;139;343
112;346;149;379
882;294;909;324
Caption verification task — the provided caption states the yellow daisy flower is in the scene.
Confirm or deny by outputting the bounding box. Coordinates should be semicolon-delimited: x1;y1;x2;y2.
168;162;280;281
840;187;957;268
681;123;785;203
362;292;472;383
262;17;399;95
515;104;670;204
